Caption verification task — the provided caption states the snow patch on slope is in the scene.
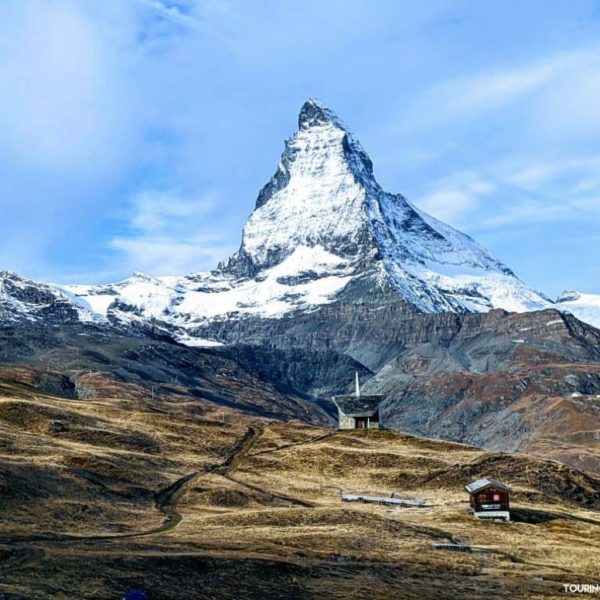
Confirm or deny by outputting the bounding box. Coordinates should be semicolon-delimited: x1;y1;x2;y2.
67;246;354;327
176;333;224;348
179;246;354;320
556;291;600;329
0;271;104;324
69;273;178;322
405;261;550;313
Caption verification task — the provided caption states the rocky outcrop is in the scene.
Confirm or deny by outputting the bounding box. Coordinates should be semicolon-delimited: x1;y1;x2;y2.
0;271;100;326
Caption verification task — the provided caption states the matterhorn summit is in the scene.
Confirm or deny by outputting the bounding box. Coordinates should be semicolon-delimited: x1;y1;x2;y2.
69;98;550;338
219;98;548;312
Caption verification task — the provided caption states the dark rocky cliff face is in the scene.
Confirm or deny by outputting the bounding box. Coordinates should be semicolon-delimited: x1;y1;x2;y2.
194;299;600;374
188;297;600;464
0;272;84;325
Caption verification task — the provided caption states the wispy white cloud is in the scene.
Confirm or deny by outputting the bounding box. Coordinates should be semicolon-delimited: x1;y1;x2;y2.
109;190;235;275
438;62;556;116
138;0;200;29
497;156;600;192
479;200;572;228
127;190;215;233
415;154;600;231
413;172;495;228
475;192;600;229
109;237;229;275
408;45;600;233
402;45;600;137
0;0;148;282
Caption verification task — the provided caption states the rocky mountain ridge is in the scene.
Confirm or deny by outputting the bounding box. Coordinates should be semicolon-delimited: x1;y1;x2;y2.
0;270;101;326
64;98;556;338
3;99;598;332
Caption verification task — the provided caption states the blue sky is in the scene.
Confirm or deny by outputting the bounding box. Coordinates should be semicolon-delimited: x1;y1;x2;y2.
1;0;600;297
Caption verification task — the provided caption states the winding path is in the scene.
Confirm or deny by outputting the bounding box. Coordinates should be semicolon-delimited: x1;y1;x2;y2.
0;422;336;588
0;424;330;549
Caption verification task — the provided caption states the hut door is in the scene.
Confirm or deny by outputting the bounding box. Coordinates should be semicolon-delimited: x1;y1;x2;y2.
355;418;368;429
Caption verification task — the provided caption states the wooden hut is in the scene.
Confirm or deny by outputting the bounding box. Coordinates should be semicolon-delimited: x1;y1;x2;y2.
465;478;510;522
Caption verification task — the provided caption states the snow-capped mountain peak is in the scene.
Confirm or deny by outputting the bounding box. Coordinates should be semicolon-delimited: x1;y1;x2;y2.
298;97;347;130
59;99;553;336
220;98;548;314
223;100;374;277
0;271;103;325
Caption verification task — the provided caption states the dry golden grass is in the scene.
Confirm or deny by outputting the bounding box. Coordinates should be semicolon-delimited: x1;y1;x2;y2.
0;381;598;599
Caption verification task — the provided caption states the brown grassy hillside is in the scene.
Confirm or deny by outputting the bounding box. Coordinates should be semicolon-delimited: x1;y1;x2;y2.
0;376;599;599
